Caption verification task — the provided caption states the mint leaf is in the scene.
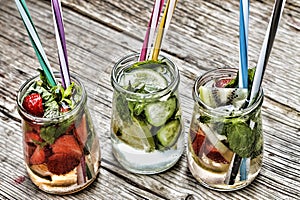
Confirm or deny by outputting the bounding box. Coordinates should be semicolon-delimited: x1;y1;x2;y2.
225;121;256;157
40;117;74;144
225;67;256;89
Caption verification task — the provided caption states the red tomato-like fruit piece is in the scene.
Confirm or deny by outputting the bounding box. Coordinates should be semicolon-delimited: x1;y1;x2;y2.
215;78;232;88
22;93;44;117
30;146;46;165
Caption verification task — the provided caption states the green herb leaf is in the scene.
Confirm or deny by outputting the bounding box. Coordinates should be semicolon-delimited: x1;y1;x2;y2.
225;121;256;157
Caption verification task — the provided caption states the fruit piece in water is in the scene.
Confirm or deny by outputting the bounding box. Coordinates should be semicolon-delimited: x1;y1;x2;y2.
215;78;232;88
198;86;248;109
30;146;46;165
47;135;82;175
191;128;229;164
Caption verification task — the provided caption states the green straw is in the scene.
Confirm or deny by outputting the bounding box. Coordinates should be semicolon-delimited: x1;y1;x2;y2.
15;0;56;86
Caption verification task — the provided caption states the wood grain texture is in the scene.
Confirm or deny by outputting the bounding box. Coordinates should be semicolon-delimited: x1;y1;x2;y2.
0;0;299;199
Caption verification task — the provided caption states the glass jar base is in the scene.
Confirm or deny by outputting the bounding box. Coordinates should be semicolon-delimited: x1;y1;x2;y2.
187;150;261;191
26;163;100;194
112;140;184;174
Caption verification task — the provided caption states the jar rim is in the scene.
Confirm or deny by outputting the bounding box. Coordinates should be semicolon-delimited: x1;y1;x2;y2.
17;72;87;123
111;53;180;100
193;67;264;116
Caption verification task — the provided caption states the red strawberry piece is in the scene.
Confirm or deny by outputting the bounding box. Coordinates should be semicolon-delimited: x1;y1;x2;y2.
205;143;229;164
215;78;232;88
47;153;80;175
25;143;36;163
30;146;46;165
47;135;82;175
191;128;206;156
25;132;43;144
74;114;88;149
51;135;82;158
22;93;44;117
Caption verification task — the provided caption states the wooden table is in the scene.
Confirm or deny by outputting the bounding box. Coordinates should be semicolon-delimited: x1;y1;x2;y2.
1;0;299;199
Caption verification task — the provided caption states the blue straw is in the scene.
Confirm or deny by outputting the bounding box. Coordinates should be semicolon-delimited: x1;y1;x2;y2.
239;0;249;89
239;0;249;181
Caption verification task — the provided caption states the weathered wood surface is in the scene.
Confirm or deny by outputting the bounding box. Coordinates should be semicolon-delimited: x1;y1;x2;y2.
0;0;299;199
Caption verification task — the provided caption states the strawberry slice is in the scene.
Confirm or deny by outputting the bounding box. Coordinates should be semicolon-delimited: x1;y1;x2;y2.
22;93;44;117
215;78;232;88
25;132;43;144
47;135;82;175
47;153;80;175
30;146;45;165
51;135;82;158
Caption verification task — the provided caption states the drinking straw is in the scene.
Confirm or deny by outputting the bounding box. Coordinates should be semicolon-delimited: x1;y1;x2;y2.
239;0;250;182
248;0;286;105
15;0;56;86
51;0;70;88
228;0;286;185
239;0;249;89
139;0;164;61
151;0;177;61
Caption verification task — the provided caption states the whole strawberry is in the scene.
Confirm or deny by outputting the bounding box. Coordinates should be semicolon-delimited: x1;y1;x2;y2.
22;93;44;117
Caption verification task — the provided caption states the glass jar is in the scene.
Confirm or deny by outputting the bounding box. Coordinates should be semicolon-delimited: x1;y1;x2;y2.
110;53;184;174
187;68;263;191
17;73;101;194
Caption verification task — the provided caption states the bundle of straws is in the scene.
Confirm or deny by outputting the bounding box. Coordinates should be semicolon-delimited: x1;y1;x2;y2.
15;0;71;89
226;0;286;184
139;0;177;61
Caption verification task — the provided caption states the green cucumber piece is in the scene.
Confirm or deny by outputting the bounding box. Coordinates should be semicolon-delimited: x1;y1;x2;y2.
157;120;181;147
119;68;168;93
144;97;177;127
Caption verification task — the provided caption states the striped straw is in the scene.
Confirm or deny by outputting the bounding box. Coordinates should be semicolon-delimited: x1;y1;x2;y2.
15;0;56;86
51;0;70;89
139;0;164;61
151;0;177;61
248;0;286;105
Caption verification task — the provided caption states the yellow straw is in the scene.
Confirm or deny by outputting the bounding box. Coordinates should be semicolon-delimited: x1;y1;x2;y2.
152;0;177;61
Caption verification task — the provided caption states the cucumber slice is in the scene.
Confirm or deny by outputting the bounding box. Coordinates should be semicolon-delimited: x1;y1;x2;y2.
119;68;168;93
157;120;181;147
199;86;248;109
144;97;177;127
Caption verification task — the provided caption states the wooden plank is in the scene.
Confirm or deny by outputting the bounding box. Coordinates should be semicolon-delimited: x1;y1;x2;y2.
0;0;299;199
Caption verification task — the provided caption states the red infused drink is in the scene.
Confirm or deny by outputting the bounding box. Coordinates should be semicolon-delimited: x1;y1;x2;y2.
17;72;101;194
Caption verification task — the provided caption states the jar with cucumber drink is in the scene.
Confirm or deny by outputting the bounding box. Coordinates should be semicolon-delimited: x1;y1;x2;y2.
110;53;184;174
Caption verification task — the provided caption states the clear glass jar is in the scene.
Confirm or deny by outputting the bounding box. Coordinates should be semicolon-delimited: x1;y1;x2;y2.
187;68;263;191
110;53;184;174
17;73;101;194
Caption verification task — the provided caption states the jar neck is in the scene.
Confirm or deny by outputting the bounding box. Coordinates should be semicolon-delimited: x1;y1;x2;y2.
17;72;87;124
111;53;180;101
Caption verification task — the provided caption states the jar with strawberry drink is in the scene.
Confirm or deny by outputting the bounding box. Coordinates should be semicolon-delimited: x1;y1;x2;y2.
17;71;101;194
187;68;263;191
